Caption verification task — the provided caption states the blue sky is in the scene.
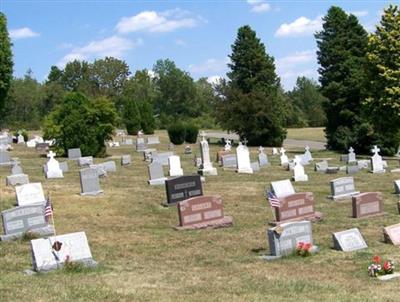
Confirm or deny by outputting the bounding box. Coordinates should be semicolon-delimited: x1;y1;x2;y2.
1;0;393;90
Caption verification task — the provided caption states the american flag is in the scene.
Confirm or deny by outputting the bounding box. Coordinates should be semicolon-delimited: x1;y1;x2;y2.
44;197;53;222
267;191;280;208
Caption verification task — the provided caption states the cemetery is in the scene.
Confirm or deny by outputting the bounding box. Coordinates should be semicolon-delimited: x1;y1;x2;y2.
0;2;399;301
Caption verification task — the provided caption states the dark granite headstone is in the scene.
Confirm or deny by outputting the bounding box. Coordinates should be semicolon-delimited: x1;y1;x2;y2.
165;175;203;205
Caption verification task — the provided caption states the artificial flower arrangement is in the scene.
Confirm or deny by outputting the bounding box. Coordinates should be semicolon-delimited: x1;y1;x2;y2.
368;255;395;277
295;242;313;257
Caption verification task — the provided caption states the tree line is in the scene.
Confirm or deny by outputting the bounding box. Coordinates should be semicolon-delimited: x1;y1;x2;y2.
0;4;399;155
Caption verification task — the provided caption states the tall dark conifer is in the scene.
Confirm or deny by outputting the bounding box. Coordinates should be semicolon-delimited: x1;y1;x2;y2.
0;13;13;118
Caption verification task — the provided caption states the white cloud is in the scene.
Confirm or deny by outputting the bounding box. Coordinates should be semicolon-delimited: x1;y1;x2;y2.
175;39;187;47
9;27;40;40
116;9;199;33
275;50;318;90
275;15;322;37
188;57;230;75
247;0;271;14
207;75;224;85
349;10;369;17
58;35;142;67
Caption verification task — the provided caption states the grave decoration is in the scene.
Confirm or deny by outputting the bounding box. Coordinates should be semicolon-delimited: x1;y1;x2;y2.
175;195;233;230
367;256;397;280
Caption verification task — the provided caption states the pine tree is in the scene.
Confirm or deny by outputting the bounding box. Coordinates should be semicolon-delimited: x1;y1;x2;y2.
218;25;286;146
140;101;155;134
315;6;368;151
0;13;13;118
123;97;141;135
365;5;400;155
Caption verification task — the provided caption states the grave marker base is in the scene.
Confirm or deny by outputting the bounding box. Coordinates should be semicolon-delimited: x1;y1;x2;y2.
328;191;360;201
174;216;233;230
80;190;103;196
148;178;167;186
269;211;323;226
1;225;54;241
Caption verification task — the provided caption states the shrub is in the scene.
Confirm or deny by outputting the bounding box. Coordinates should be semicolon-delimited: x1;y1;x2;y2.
167;123;186;145
44;92;118;157
184;123;199;143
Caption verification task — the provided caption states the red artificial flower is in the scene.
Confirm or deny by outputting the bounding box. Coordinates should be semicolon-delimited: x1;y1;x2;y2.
373;255;381;264
304;243;312;251
297;242;304;249
384;261;391;271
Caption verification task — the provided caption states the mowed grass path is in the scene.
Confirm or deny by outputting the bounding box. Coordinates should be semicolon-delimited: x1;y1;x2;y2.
0;128;399;301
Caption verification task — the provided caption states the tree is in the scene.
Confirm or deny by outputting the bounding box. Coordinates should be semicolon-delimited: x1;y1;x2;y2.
315;6;369;151
153;59;197;124
47;66;63;83
44;92;118;157
217;25;286;146
0;13;13;118
122;97;141;135
287;77;326;127
90;57;130;99
364;5;400;155
60;60;92;94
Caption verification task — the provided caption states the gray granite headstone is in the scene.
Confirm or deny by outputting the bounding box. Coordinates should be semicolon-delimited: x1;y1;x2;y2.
30;231;97;272
258;153;268;167
148;161;167;185
1;204;54;241
329;177;359;200
314;161;328;172
68;148;82;160
6;174;29;186
340;155;348;162
332;228;367;252
267;221;313;256
123;138;133;145
79;168;103;196
11;161;23;175
147;136;160;145
89;164;107;177
136;138;146;152
0;150;12;166
221;154;237;169
152;151;173;166
346;165;359;174
78;156;93;167
101;161;116;172
59;161;69;173
394;180;400;194
121;155;131;166
251;162;260;172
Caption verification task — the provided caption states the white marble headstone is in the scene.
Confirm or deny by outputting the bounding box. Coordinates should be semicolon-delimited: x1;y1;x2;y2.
236;142;253;174
16;183;46;206
168;155;183;177
271;179;296;198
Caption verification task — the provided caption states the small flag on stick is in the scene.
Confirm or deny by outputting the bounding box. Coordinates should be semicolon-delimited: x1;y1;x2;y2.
267;191;280;208
44;196;53;222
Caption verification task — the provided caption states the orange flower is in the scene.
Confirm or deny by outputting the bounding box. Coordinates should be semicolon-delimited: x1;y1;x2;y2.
373;255;381;264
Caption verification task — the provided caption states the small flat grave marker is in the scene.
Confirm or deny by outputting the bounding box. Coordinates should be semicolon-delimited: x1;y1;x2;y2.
6;174;29;186
332;228;367;252
383;223;400;246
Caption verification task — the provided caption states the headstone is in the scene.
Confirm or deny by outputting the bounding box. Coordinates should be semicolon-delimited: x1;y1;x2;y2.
184;145;192;154
329;177;359;200
108;141;120;147
147;136;160;145
168;155;183;177
251;162;260;172
35;143;49;154
224;139;232;152
273;192;315;223
89;164;107;177
121;155;131;166
270;179;296;198
59;161;69;173
236;142;253;174
79;168;103;196
143;148;156;162
357;160;369;169
152;151;173;166
348;147;356;163
6;174;29;186
175;195;233;230
198;132;217;176
100;161;117;172
326;167;340;174
17;134;25;144
370;145;385;173
30;231;97;272
332;228;367;252
26;140;36;148
272;147;278;155
168;143;175;150
267;221;313;257
346;165;359;174
280;147;289;166
194;156;202;168
136;138;146;152
1;204;54;241
123;138;133;145
148;161;167;185
394;180;400;194
0;149;12;166
352;192;383;218
303;145;313;162
78;156;93;167
164;175;203;205
15;183;46;206
292;157;308;182
258;146;268;167
68;148;82;160
11;161;23;175
45;151;63;179
314;161;328;172
340;155;349;162
383;223;400;246
222;154;237;169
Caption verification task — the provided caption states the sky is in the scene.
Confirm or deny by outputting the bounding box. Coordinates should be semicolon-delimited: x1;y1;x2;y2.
1;0;394;90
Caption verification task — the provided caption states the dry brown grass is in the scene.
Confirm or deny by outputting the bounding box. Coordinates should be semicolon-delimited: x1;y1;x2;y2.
0;129;400;301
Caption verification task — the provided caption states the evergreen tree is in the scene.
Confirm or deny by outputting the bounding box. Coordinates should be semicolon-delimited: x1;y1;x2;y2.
365;5;400;155
0;13;13;118
315;6;368;151
140;101;155;134
122;97;141;135
218;25;286;146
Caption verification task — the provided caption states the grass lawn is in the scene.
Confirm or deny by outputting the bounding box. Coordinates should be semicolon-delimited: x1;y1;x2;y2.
1;128;399;301
287;127;326;142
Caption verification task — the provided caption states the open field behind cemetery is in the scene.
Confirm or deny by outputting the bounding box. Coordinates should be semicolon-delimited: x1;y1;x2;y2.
1;128;400;302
